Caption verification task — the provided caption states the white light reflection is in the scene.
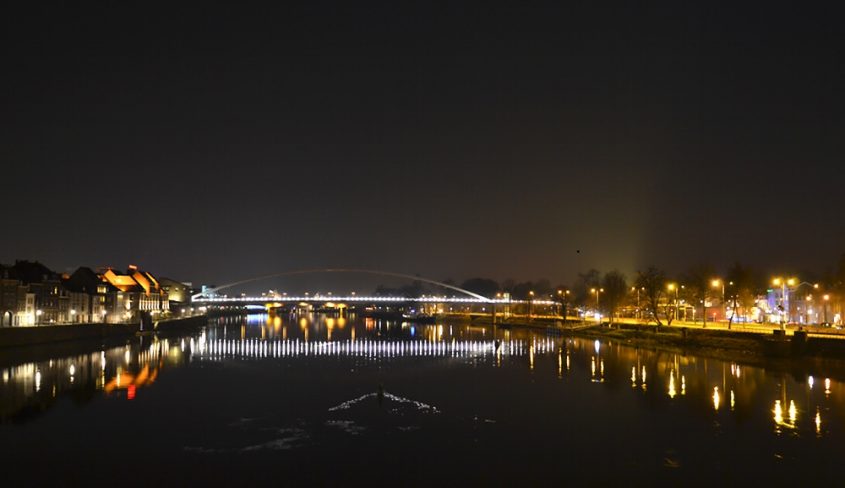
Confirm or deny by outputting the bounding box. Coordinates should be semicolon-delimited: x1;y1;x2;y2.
190;338;530;361
668;370;676;398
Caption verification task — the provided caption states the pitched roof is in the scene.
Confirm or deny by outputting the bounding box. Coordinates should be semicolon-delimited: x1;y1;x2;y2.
65;267;117;293
9;260;60;284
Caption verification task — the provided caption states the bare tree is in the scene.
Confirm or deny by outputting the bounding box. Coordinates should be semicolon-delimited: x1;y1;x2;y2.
725;262;762;329
573;269;601;309
601;270;628;325
636;266;669;326
681;264;715;327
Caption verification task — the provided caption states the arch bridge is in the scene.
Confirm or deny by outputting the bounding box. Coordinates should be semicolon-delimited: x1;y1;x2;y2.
190;269;556;307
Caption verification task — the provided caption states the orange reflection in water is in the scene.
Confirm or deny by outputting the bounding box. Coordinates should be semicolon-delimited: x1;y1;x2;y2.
103;364;159;399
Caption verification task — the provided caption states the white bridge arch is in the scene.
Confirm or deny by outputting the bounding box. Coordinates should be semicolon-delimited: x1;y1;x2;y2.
191;268;555;305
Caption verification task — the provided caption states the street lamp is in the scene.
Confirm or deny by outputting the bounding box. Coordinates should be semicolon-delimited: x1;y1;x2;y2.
590;288;603;323
555;290;561;317
630;286;644;321
805;295;814;324
528;290;534;321
667;283;679;322
708;279;726;329
36;309;43;325
823;294;830;324
711;279;724;301
556;289;571;319
631;287;637;320
772;277;797;330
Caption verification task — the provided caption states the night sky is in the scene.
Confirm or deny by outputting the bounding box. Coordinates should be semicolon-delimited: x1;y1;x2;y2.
2;2;843;287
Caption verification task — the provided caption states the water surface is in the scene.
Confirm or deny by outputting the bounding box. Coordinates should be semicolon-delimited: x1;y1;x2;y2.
2;314;843;485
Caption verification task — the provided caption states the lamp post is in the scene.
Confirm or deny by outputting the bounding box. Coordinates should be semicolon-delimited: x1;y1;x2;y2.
494;292;502;325
772;277;796;331
823;294;830;324
557;289;570;320
667;283;680;323
35;309;43;326
637;286;645;321
631;287;640;321
709;279;725;329
591;288;603;323
805;295;813;324
528;290;534;321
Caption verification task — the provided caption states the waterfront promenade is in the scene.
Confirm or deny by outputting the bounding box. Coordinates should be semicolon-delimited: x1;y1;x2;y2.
0;315;207;349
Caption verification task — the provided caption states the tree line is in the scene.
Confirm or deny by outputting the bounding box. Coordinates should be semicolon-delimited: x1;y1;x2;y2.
374;253;845;326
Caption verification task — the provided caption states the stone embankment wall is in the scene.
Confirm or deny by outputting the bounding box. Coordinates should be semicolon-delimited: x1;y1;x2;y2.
0;315;207;348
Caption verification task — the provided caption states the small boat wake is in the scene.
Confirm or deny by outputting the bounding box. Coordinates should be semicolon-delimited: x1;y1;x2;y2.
327;391;439;414
327;393;377;412
382;392;439;413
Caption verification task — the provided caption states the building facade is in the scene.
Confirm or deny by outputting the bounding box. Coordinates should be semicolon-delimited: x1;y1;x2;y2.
1;261;179;326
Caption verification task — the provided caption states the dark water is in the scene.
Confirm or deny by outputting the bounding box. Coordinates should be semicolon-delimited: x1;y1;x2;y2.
2;313;844;486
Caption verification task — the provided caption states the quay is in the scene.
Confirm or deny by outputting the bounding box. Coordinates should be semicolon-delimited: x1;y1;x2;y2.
0;315;207;349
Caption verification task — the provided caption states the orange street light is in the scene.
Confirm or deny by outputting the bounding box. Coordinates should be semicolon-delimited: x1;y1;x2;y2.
771;277;798;329
667;283;679;321
590;288;604;319
528;290;535;321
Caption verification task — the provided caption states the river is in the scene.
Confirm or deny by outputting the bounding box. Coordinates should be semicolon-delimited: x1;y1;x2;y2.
1;313;843;485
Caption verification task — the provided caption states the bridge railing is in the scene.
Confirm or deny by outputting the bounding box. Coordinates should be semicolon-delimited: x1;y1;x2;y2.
191;295;558;305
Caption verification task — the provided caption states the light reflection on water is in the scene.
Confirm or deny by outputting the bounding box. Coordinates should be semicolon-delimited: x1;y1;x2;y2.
2;312;845;482
1;335;191;422
1;314;841;436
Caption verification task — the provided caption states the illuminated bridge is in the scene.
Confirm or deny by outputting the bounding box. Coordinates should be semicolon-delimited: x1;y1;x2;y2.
192;294;556;306
190;268;558;307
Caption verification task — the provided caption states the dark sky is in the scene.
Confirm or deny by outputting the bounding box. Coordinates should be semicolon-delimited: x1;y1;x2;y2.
2;1;843;287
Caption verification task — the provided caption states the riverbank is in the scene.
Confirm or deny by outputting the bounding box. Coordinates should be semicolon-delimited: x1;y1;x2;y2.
455;314;845;374
565;323;845;372
0;315;207;350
